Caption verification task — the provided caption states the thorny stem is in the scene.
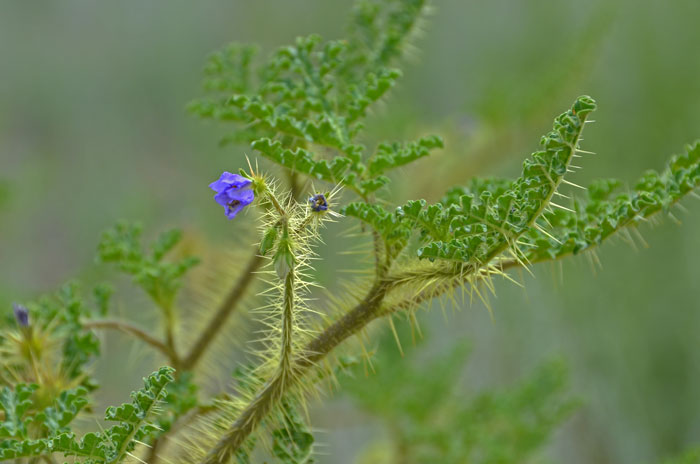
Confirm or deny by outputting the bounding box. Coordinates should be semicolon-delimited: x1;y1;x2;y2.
146;250;263;464
281;271;296;371
150;177;300;463
266;190;287;217
202;228;299;464
372;229;388;278
200;257;519;462
200;281;390;464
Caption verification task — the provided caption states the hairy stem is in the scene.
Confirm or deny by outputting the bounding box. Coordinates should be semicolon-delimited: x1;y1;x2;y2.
182;251;264;370
201;281;389;463
280;268;295;373
201;257;511;462
202;255;298;464
372;229;387;278
83;319;177;363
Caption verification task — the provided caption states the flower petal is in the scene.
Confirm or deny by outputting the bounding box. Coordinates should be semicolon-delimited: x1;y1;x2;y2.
214;190;232;207
209;171;252;192
225;188;255;204
225;202;246;219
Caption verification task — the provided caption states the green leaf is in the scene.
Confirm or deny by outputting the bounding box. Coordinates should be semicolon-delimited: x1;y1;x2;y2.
367;135;443;176
414;96;596;262
251;138;353;185
190;2;433;198
97;222;199;309
35;387;90;435
343;202;411;257
0;367;174;462
270;399;315;464
0;438;48;460
0;383;37;438
520;141;700;263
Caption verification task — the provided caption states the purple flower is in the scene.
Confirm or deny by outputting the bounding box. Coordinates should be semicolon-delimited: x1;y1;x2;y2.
209;171;255;219
309;194;328;212
12;302;29;327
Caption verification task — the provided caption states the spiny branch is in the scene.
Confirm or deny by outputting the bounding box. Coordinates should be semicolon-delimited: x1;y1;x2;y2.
202;224;300;464
199;280;390;463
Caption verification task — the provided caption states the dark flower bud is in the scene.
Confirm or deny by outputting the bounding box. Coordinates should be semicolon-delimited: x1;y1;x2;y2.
308;194;328;213
12;302;29;327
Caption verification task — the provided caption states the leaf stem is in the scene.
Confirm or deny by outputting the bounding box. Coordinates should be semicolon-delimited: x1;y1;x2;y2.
83;319;177;363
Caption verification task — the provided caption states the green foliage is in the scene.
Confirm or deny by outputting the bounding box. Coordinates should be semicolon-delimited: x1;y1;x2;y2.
154;371;199;435
663;447;700;464
0;383;88;456
4;1;700;463
190;1;438;198
0;367;174;462
1;281;107;388
342;325;577;463
344;97;596;263
0;383;37;438
35;386;90;436
517;141;700;262
270;399;315;464
97;221;199;310
411;96;596;262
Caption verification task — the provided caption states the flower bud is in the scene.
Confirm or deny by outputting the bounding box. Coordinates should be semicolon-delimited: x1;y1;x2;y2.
273;236;295;279
308;193;328;213
12;302;29;327
260;226;278;255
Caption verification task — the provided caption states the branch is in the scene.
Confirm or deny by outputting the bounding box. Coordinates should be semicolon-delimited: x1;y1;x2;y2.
182;251;264;370
83;319;176;363
201;281;390;463
198;135;699;461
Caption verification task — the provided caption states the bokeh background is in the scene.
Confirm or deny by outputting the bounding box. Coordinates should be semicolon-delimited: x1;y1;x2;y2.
1;1;699;463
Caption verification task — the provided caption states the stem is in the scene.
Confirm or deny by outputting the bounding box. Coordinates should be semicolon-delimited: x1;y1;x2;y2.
372;230;387;278
202;250;298;464
266;190;287;217
201;259;499;462
163;304;178;367
280;268;296;373
83;320;177;363
182;251;265;370
200;281;389;463
288;170;303;201
145;396;226;464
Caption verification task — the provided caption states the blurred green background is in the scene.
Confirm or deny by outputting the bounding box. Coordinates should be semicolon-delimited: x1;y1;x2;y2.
1;1;699;463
